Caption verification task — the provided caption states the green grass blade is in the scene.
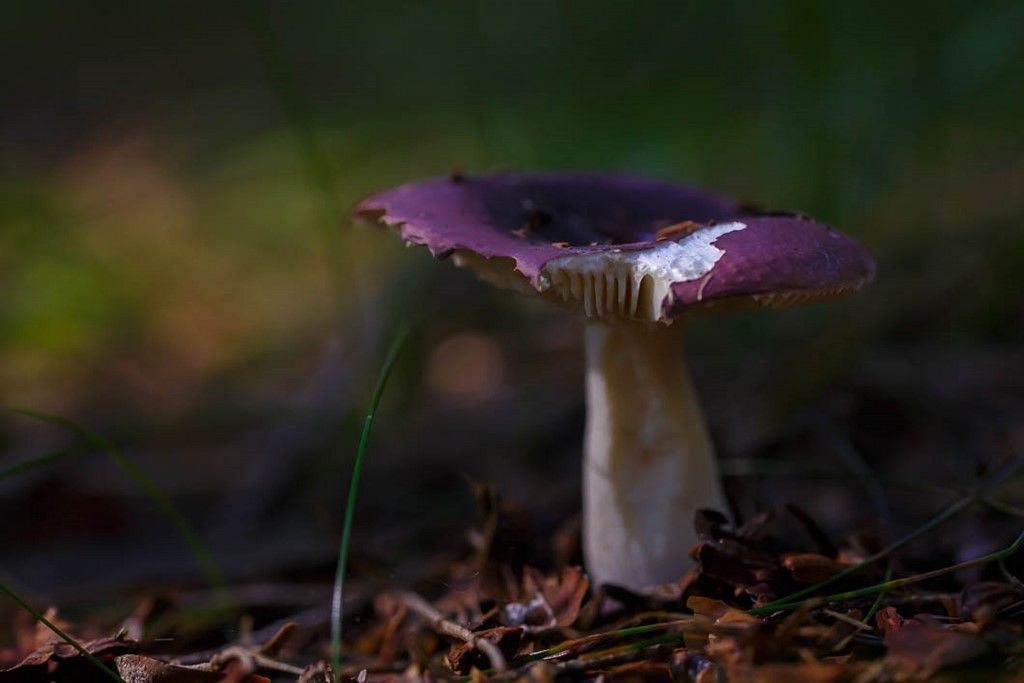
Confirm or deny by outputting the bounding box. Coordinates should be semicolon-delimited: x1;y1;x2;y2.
0;576;126;683
863;562;893;626
751;458;1023;614
6;407;231;608
750;529;1024;615
330;323;412;674
243;1;338;222
0;444;81;482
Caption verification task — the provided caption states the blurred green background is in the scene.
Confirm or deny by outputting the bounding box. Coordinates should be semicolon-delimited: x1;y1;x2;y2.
1;1;1023;603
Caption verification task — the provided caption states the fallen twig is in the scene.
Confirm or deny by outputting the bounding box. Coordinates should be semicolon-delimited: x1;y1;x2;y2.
822;609;872;631
205;646;305;676
397;590;509;672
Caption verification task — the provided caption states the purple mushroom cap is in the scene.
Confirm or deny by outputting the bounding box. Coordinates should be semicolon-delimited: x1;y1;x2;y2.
664;215;874;316
354;171;874;319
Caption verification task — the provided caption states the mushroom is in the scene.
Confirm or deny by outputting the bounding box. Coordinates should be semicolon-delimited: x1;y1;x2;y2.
354;171;874;590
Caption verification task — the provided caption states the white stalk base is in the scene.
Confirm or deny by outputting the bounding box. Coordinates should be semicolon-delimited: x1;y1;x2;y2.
583;321;728;589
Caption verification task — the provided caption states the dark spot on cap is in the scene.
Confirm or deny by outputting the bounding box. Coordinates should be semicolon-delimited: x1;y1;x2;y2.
526;208;552;230
739;202;815;222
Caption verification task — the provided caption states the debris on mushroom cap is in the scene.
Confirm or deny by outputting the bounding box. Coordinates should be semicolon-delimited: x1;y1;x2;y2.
354;171;875;323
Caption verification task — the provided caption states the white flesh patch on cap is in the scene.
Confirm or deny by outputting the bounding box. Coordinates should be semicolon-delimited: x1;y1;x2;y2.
540;222;747;322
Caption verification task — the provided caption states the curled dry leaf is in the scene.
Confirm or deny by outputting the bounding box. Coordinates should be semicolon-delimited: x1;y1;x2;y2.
2;634;136;681
116;654;231;683
781;553;850;584
874;606;910;635
504;566;589;631
122;653;277;683
686;596;762;627
692;542;779;590
685;596;761;651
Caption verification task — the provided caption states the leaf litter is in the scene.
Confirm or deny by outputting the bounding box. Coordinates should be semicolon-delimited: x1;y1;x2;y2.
6;477;1024;682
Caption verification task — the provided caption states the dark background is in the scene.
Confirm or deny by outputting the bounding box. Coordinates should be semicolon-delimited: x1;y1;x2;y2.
2;1;1023;626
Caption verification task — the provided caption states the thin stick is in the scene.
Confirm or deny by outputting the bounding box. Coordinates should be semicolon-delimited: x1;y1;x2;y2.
750;529;1024;615
0;576;126;683
205;646;305;676
821;608;872;631
397;590;508;672
330;324;412;675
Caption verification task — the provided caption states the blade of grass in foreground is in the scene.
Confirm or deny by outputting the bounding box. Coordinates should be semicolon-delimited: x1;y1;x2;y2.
751;457;1023;614
331;323;412;675
0;576;126;683
5;407;231;609
749;529;1024;615
0;444;81;482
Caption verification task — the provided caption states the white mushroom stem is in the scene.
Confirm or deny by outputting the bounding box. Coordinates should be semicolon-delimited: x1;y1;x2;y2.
583;320;727;589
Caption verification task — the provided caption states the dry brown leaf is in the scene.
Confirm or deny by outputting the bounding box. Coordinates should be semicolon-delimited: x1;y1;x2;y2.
883;621;991;678
874;606;910;635
685;596;761;653
524;566;589;628
116;654;229;682
686;596;761;626
2;634;136;681
445;626;523;675
781;553;849;584
115;655;271;682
